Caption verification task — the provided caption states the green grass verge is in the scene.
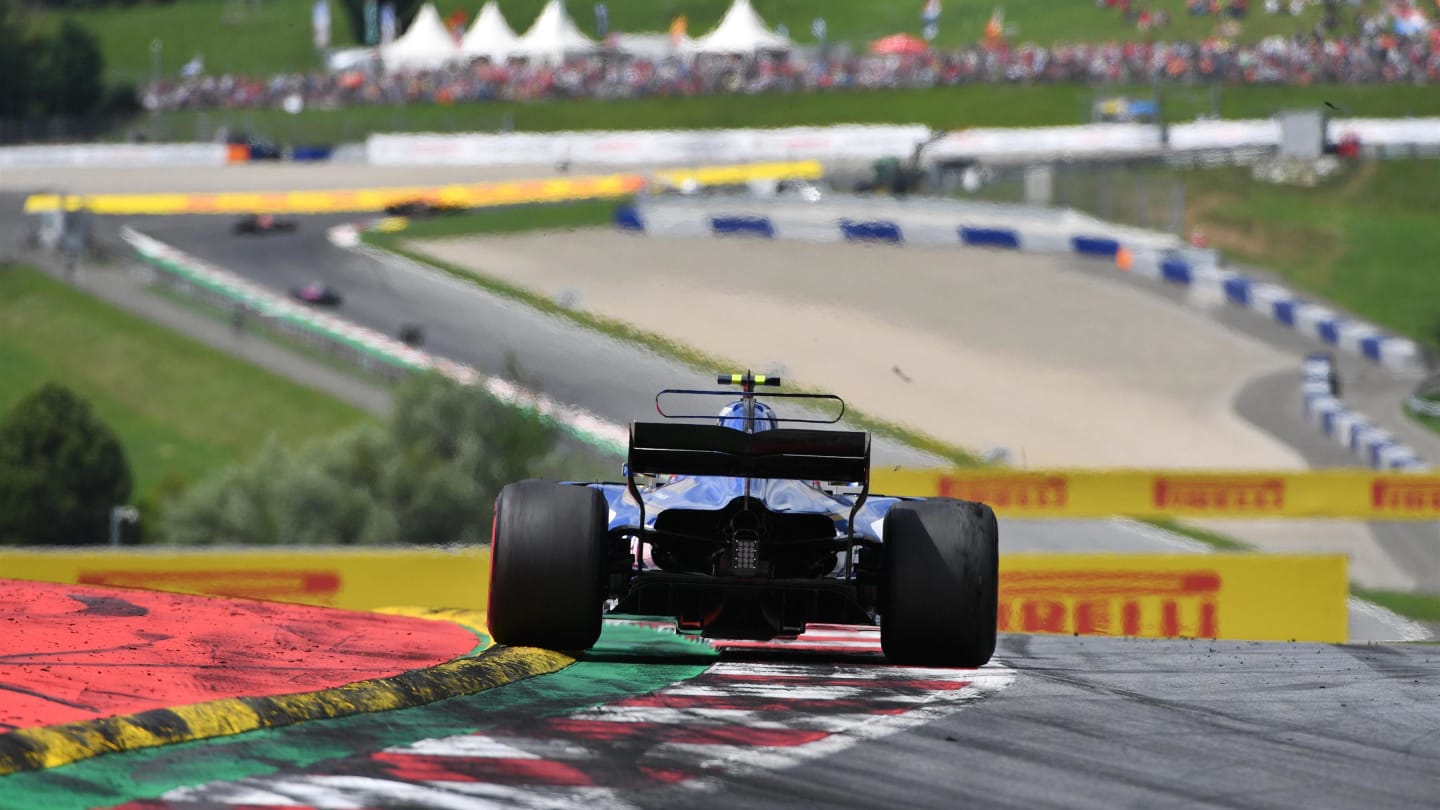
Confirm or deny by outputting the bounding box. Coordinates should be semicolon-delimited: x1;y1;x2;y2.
31;0;1390;84
1352;586;1440;625
365;201;980;466
0;263;372;502
1140;518;1254;552
1175;159;1440;352
130;81;1440;145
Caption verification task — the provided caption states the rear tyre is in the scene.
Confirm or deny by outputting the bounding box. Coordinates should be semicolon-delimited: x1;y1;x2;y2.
881;498;999;668
488;480;609;652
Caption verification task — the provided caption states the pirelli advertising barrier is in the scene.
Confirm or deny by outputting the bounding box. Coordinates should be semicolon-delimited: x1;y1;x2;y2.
871;469;1440;521
21;174;647;216
0;547;490;613
999;553;1346;643
0;547;1346;643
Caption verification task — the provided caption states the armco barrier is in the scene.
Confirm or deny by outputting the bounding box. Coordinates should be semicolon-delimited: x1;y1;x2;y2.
0;549;1344;642
1301;354;1429;471
869;469;1440;520
26;173;646;215
615;196;1182;254
0;547;488;611
365;126;932;167
1000;553;1347;643
0;142;229;170
925;117;1440;163
122;227;630;455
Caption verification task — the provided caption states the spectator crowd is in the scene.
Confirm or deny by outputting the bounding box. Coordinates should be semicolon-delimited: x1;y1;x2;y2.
142;1;1438;114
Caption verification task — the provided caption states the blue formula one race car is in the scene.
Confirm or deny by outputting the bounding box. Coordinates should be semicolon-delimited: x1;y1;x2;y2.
488;372;999;668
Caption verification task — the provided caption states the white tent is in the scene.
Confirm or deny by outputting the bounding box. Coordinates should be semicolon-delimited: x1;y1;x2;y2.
513;0;599;64
684;0;791;56
610;32;693;61
381;3;461;73
461;1;521;62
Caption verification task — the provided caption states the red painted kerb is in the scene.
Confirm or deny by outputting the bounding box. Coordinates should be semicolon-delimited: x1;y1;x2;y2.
0;578;478;731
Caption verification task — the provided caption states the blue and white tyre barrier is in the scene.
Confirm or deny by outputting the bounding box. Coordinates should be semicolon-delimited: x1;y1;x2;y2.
1301;354;1429;471
614;196;1182;255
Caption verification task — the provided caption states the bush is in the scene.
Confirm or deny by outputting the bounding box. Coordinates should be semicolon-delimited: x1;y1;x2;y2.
159;373;571;546
0;383;134;545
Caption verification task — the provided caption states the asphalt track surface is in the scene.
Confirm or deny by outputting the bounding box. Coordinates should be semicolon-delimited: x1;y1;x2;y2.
17;631;1440;810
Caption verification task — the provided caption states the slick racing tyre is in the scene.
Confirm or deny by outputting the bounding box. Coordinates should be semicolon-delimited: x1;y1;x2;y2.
881;498;999;668
488;480;609;652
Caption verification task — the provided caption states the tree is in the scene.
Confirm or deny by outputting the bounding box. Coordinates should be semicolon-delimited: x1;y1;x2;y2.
0;0;39;119
0;384;133;545
339;0;421;46
38;19;104;118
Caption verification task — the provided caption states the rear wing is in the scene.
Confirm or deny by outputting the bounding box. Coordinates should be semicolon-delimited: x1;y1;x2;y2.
628;422;871;483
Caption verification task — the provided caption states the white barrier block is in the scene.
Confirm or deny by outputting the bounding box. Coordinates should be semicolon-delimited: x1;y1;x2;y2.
1015;230;1070;253
1332;410;1367;445
1247;282;1291;316
1187;276;1227;310
1336;322;1380;355
1292;303;1336;341
1378;444;1422;469
1379;338;1422;371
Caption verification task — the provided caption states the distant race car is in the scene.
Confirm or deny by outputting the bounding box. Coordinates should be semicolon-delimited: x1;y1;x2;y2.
233;214;298;235
383;199;466;217
290;281;341;307
487;372;1000;668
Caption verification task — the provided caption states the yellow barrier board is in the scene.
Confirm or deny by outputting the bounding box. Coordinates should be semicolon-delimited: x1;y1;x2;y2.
22;174;647;216
0;547;489;612
2;548;1343;643
653;160;824;189
871;469;1440;520
999;553;1347;643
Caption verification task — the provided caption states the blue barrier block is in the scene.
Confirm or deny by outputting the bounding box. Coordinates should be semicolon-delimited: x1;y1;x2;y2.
1071;236;1120;257
959;227;1020;249
1273;299;1296;326
1223;276;1251;305
1159;258;1192;285
1349;422;1372;451
614;205;645;231
290;145;334;162
1369;439;1396;468
1359;335;1383;362
1317;319;1341;345
1320;409;1336;436
840;219;902;242
710;215;774;238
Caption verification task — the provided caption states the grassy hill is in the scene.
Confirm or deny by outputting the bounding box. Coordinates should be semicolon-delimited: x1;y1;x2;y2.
0;264;372;504
1179;158;1440;353
24;0;1392;83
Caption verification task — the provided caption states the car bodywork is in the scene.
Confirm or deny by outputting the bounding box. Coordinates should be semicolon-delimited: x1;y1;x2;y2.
234;214;298;235
290;282;341;306
489;372;999;666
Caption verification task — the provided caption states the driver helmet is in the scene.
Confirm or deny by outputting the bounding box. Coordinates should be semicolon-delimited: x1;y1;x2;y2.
718;400;778;433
